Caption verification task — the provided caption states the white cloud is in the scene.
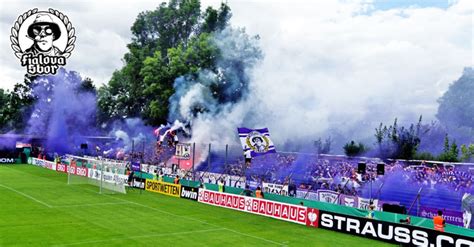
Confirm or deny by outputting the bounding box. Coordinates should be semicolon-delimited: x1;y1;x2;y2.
216;0;472;145
175;0;472;149
0;0;471;149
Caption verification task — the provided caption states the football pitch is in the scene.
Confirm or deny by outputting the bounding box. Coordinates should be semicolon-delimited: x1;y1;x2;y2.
0;165;394;246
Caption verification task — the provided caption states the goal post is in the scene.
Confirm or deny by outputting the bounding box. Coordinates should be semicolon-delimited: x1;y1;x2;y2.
66;154;128;194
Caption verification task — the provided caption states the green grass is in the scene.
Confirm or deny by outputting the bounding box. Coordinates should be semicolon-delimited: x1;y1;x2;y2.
0;165;395;247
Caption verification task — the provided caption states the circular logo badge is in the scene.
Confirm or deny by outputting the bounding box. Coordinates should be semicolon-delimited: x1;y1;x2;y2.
246;131;270;153
10;8;76;75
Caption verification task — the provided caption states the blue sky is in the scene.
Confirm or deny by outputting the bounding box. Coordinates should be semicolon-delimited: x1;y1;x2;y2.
373;0;453;10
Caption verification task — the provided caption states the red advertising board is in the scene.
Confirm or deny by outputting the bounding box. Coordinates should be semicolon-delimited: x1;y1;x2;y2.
64;164;88;177
67;165;76;174
75;166;88;177
198;189;307;225
56;163;67;173
306;208;319;228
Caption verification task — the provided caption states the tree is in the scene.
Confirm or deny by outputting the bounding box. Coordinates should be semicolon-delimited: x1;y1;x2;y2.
0;75;36;132
201;3;231;33
374;116;423;159
470;144;474;161
437;134;459;162
460;144;474;162
139;32;219;125
97;69;133;123
0;89;10;130
98;0;233;125
314;137;331;154
437;67;474;130
78;77;96;94
450;141;459;160
343;140;366;157
443;134;450;154
375;122;384;146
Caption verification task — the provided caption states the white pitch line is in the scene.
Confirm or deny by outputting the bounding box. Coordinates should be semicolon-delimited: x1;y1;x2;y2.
0;183;52;208
5;222;86;229
8;167;285;246
53;228;226;246
98;192;286;246
53;202;131;208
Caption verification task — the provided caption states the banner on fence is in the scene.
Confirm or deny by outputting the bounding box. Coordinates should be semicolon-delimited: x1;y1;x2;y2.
228;175;246;188
198;172;246;189
145;179;181;198
263;182;288;196
198;189;307;225
296;190;318;201
419;206;464;227
317;190;339;204
339;194;358;208
140;164;157;174
358;197;379;210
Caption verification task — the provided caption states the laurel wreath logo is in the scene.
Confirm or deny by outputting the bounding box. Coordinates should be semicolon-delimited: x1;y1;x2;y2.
10;8;76;59
246;134;270;153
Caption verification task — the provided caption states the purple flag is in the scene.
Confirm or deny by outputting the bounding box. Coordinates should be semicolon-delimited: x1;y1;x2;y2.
238;128;276;157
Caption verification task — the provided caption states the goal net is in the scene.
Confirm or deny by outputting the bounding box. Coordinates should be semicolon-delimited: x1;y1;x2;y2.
65;154;129;194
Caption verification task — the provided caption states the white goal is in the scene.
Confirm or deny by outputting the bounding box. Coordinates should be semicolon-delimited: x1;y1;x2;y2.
65;154;129;194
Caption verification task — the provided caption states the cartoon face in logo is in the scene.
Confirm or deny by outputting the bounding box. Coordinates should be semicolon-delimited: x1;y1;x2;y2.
10;8;76;74
246;131;269;153
26;14;62;55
